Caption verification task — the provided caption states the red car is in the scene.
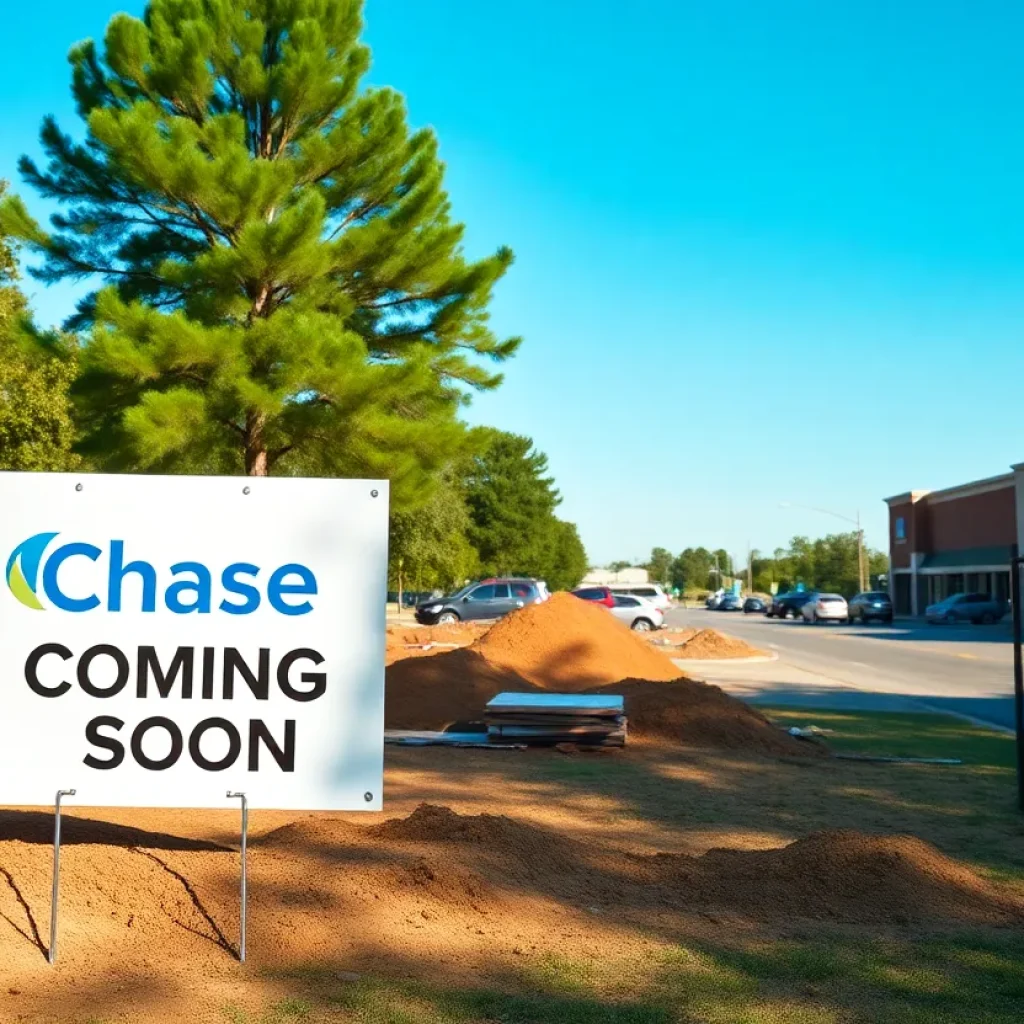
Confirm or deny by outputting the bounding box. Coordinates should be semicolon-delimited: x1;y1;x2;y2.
571;586;616;608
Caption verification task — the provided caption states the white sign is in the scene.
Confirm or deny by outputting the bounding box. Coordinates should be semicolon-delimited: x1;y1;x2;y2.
0;472;388;811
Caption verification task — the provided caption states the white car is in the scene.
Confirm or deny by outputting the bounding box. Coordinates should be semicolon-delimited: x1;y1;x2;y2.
801;593;849;624
610;594;664;631
610;584;672;613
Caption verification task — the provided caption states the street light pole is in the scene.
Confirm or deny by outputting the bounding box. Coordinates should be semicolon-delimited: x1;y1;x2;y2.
780;502;867;593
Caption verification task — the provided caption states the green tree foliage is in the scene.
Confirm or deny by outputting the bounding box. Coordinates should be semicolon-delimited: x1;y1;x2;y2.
0;0;517;494
542;519;588;593
671;547;714;592
608;560;633;573
388;475;477;594
0;198;79;472
752;532;887;595
461;428;587;590
645;546;673;586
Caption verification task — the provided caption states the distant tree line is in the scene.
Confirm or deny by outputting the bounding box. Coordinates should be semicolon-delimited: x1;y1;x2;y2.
639;536;888;597
388;427;588;596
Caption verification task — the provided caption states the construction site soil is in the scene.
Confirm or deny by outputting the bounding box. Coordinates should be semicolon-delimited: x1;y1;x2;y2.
384;594;802;755
471;592;684;689
590;678;824;758
671;627;767;659
384;621;489;666
3;598;1015;1021
1;798;1019;1023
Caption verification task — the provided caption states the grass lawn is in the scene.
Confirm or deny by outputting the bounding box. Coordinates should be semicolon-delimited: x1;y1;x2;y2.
761;705;1019;768
224;931;1024;1024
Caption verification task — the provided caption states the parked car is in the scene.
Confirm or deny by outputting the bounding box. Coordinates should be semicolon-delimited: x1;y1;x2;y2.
848;591;893;624
767;591;816;619
572;585;616;608
610;583;672;613
415;578;548;624
609;594;664;631
706;592;725;609
925;593;1008;625
801;593;849;623
743;596;767;614
717;593;743;611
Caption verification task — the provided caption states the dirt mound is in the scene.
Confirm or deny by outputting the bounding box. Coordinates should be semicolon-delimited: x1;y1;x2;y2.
591;677;821;758
1;801;1020;1023
673;628;765;659
385;648;536;729
650;830;1022;925
471;592;683;690
247;809;1024;929
367;804;618;900
369;803;575;857
255;815;362;853
385;621;490;666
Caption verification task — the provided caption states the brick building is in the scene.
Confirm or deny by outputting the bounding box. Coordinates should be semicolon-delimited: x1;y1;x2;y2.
885;464;1024;616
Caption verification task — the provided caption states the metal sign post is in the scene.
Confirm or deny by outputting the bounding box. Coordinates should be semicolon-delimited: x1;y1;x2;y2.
1011;552;1024;813
227;791;249;962
49;788;76;965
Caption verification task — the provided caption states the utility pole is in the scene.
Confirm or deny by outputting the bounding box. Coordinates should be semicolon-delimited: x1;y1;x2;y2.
747;543;753;594
856;510;866;593
779;502;867;594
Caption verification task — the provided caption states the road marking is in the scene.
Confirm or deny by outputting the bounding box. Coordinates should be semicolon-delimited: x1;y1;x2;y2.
954;652;978;660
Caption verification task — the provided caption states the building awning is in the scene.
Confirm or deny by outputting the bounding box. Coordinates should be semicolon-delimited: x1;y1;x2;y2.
917;546;1013;572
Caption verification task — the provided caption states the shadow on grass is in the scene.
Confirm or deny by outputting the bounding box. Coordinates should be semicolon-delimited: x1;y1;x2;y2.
669;931;1024;1024
263;929;1024;1024
270;965;671;1023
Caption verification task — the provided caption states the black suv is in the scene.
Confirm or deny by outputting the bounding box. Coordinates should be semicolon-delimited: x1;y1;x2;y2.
414;578;549;625
767;591;816;619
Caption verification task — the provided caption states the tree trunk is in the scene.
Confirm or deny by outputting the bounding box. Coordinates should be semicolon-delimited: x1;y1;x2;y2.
244;410;269;476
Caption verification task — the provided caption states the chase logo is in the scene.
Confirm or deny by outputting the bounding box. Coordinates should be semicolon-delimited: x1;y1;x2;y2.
4;533;317;616
5;532;57;611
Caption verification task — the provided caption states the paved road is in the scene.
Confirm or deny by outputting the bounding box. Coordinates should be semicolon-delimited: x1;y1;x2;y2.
665;606;1019;730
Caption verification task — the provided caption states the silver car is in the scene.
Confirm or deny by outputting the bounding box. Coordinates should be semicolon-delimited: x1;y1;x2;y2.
610;594;664;631
801;593;849;623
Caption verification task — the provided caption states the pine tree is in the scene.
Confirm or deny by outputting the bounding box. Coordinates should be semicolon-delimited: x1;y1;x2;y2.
462;428;560;577
459;428;588;588
0;0;518;493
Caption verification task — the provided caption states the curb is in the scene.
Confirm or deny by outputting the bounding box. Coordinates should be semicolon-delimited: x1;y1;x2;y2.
668;651;780;666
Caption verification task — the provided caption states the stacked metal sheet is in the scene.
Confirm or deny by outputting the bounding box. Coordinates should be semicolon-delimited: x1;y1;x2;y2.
484;692;626;747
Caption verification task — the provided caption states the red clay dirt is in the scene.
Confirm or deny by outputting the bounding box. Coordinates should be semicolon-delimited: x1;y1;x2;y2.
253;807;1024;928
647;829;1022;926
385;648;537;730
1;797;1021;1023
469;591;683;690
589;678;821;758
385;621;490;666
383;594;811;756
671;628;766;660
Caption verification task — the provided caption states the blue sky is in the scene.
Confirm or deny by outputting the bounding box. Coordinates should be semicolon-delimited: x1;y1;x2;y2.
4;1;1024;566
